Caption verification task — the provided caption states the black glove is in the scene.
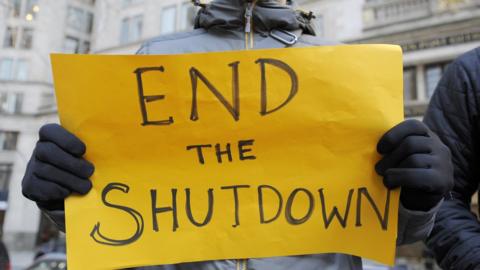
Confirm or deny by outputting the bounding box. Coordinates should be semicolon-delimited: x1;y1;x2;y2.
22;124;94;211
376;119;454;211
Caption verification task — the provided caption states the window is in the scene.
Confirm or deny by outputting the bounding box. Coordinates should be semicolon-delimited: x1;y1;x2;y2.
120;15;143;44
0;131;18;151
78;0;96;5
161;5;177;34
130;15;143;42
2;27;34;49
179;2;195;31
9;0;22;17
3;27;18;48
8;0;39;20
120;18;130;44
0;164;12;195
122;0;144;8
25;0;39;20
0;59;28;80
403;67;417;101
425;62;450;98
81;41;91;53
65;37;90;54
67;7;85;31
64;36;80;53
0;59;13;80
20;28;33;49
15;59;28;80
0;92;23;114
67;6;94;33
86;12;94;34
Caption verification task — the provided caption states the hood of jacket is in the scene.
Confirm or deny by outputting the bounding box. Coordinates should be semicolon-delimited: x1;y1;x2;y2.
194;0;315;35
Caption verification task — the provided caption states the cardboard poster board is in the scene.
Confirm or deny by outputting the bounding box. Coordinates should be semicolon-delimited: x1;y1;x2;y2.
51;45;403;270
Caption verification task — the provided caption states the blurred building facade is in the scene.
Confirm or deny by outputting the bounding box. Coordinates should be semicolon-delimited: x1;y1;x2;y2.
297;0;364;41
354;0;480;118
0;0;479;269
0;0;95;254
0;0;201;259
92;0;197;54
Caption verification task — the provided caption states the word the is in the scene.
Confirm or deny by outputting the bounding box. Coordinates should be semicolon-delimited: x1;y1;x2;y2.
186;139;256;164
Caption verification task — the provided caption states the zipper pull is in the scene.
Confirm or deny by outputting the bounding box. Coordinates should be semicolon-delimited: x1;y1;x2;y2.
245;1;254;33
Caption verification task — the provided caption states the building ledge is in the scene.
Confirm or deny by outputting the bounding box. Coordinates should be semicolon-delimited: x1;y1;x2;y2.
349;8;480;42
0;80;53;87
0;110;57;118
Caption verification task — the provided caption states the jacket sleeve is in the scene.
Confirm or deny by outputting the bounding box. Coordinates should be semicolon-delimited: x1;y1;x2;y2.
42;208;66;232
423;49;480;270
397;200;442;245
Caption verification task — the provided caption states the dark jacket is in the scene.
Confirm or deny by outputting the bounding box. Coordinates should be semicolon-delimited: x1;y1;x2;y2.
424;47;480;270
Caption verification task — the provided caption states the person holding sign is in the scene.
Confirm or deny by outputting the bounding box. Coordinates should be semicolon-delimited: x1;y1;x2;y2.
22;0;454;269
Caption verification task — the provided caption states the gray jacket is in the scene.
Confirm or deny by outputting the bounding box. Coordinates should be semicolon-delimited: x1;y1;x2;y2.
46;1;441;269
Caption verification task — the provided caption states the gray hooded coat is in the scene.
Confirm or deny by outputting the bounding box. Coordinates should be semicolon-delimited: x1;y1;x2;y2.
46;1;441;269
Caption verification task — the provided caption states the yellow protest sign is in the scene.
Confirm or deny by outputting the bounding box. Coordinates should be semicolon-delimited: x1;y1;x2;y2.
51;45;403;270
